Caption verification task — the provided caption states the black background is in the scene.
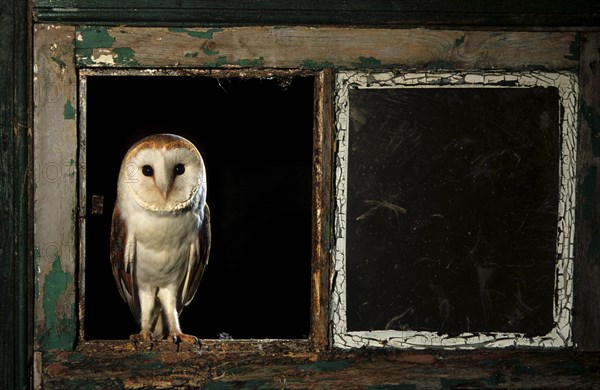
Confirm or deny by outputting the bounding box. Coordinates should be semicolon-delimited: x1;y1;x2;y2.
84;75;314;340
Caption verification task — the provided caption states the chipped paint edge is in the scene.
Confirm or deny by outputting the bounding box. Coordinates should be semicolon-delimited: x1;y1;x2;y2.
332;70;578;350
33;24;78;351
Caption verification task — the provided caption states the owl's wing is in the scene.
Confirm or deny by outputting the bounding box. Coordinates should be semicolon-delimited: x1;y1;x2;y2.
180;203;211;309
110;204;139;322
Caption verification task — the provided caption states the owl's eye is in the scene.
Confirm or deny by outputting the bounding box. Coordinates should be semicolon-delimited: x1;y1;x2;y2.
142;165;154;177
174;163;185;176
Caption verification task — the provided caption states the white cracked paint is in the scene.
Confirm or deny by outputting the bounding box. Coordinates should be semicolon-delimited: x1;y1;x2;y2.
332;70;578;350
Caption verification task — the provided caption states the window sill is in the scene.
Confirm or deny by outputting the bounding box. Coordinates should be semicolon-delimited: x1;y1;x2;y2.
39;342;600;388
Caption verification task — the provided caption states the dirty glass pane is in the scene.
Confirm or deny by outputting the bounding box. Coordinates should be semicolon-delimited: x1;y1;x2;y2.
345;87;559;335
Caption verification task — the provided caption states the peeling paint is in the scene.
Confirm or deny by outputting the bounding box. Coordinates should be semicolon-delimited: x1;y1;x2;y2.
201;56;228;67
301;59;334;70
333;71;578;350
353;56;382;68
202;47;220;56
75;27;115;49
51;56;67;70
41;256;75;350
167;27;224;40
63;101;75;120
233;57;265;67
112;47;139;66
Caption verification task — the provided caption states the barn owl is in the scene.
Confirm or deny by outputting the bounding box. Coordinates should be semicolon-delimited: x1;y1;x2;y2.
110;133;210;345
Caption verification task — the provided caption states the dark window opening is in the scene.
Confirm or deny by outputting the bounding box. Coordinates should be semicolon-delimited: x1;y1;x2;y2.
345;87;560;336
84;75;314;340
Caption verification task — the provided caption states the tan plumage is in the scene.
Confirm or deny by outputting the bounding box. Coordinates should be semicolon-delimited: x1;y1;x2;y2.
110;134;210;344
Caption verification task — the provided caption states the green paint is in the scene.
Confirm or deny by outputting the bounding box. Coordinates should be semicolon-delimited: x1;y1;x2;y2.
582;102;600;157
63;101;76;120
202;47;220;56
201;56;228;67
353;56;382;68
168;27;224;39
299;360;351;372
323;222;332;251
426;61;454;70
233;57;265;67
76;26;115;49
301;59;334;69
76;49;98;66
51;56;67;69
67;353;86;363
113;47;139;66
185;51;200;58
42;256;75;350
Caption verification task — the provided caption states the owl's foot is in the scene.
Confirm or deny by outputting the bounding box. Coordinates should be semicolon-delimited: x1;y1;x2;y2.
130;330;155;349
169;332;200;346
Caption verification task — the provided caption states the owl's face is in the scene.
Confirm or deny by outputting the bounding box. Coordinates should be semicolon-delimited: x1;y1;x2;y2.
119;134;206;213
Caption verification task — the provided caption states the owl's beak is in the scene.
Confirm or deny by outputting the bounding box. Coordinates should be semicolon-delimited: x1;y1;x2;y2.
155;170;174;201
158;179;173;201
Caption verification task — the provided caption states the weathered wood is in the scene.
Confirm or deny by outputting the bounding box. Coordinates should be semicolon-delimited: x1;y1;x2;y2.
311;69;334;350
33;25;78;351
39;342;600;389
74;27;579;71
574;32;600;351
29;21;600;390
32;0;600;28
0;0;31;387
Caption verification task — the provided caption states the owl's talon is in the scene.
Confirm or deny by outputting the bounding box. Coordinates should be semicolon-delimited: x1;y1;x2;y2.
170;332;200;347
130;330;155;349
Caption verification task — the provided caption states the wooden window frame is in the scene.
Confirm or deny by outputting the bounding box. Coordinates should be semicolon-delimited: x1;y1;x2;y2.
76;66;331;347
332;70;578;350
34;26;335;354
33;25;591;382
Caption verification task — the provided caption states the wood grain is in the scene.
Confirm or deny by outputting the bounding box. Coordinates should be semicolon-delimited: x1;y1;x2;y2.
0;0;31;387
574;32;600;351
311;69;334;350
74;27;578;71
40;342;600;389
31;0;600;28
33;25;78;351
